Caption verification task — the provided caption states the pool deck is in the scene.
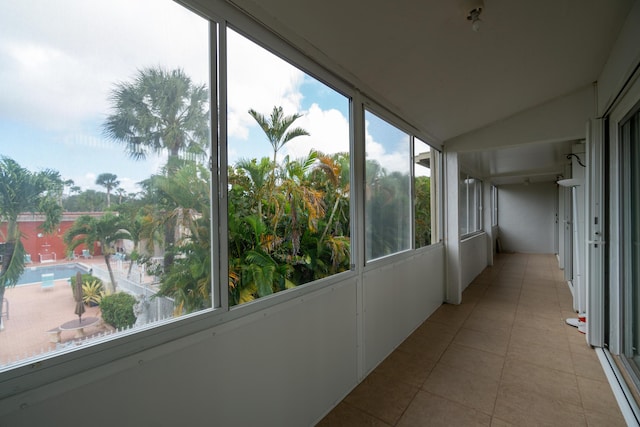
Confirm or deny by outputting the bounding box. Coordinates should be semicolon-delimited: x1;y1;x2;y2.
0;258;114;367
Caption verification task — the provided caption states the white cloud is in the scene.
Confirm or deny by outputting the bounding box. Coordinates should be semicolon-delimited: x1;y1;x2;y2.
0;0;209;131
226;29;305;140
284;104;350;159
364;120;411;174
0;0;352;186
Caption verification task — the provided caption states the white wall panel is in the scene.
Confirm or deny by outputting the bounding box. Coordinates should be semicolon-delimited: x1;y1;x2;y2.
498;183;557;253
2;281;359;427
1;246;447;427
460;233;488;289
363;246;445;374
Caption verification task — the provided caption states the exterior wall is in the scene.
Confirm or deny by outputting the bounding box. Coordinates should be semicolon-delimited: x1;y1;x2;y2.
498;183;557;253
0;245;446;427
0;213;103;262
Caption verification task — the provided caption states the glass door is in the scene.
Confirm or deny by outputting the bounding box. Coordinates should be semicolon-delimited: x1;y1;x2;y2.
621;106;640;373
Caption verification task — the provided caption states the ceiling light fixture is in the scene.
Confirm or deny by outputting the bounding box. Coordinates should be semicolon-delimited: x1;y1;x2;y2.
461;0;484;32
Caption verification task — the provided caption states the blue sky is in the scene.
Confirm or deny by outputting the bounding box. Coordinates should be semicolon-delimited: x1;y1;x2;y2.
0;0;417;197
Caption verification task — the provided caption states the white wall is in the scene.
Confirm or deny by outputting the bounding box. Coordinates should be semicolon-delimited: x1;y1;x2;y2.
364;247;445;373
460;233;488;289
0;247;446;427
498;182;557;253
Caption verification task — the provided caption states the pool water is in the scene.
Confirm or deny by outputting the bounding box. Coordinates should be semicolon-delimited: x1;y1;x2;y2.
17;264;89;286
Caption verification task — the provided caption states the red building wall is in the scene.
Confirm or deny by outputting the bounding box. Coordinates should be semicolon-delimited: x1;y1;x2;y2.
0;213;103;263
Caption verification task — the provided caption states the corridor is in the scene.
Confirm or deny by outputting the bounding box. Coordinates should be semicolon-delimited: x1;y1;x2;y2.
319;253;625;426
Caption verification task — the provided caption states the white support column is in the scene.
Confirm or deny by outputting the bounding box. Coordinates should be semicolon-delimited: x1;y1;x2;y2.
445;151;461;304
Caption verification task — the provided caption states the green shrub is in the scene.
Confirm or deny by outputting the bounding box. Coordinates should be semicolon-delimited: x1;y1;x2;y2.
100;292;137;329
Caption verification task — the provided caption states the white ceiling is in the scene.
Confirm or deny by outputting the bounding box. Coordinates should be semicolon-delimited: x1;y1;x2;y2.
222;0;633;183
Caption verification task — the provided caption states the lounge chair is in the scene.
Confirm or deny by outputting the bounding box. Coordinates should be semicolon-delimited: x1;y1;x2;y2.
24;254;32;263
41;273;54;290
81;249;92;259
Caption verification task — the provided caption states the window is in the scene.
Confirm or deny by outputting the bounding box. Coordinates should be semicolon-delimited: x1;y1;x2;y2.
0;0;440;382
0;0;211;370
459;172;483;236
364;110;411;261
491;185;498;227
620;105;640;378
414;138;436;248
226;29;351;305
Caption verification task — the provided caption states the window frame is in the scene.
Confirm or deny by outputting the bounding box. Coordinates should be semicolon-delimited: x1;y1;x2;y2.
0;0;444;398
459;172;484;239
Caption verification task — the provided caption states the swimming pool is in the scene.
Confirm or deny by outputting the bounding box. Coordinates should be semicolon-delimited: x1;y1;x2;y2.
17;263;89;286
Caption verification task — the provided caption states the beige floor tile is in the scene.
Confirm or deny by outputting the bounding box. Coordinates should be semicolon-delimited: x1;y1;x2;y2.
584;409;627;427
321;254;628;426
463;313;513;338
417;318;462;336
568;340;596;358
344;372;418;425
374;348;437;388
427;303;474;328
439;343;506;381
577;376;625;419
480;291;521;306
397;391;491;427
501;358;581;406
490;417;514;426
453;327;510;356
492;278;523;288
317;402;391;427
422;363;499;415
517;296;561;312
507;341;575;374
470;305;517;324
522;269;555;280
412;319;460;340
475;299;519;315
509;323;571;352
571;351;607;382
514;309;566;332
494;383;587;427
464;285;487;297
519;286;559;301
397;333;452;361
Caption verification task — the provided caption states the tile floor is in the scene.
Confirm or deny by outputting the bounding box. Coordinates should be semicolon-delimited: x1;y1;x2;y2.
317;253;626;426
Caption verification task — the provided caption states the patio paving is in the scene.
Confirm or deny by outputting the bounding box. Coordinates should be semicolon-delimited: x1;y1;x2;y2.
0;260;114;367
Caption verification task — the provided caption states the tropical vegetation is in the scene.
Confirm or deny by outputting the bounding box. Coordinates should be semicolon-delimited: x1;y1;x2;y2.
100;292;137;329
0;156;63;329
63;213;131;294
2;66;432;327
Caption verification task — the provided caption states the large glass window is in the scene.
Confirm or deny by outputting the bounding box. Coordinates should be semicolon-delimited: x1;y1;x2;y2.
414;138;436;248
226;29;351;305
459;172;483;237
0;0;211;370
365;110;411;261
491;185;498;227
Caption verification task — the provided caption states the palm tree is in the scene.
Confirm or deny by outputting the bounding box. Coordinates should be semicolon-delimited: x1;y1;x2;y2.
248;106;309;179
235;157;272;220
103;66;209;169
114;187;127;205
95;173;120;208
64;213;131;294
0;157;62;330
103;67;209;269
152;162;212;313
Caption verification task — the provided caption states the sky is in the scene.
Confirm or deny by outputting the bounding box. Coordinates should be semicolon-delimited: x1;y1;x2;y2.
0;0;426;197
